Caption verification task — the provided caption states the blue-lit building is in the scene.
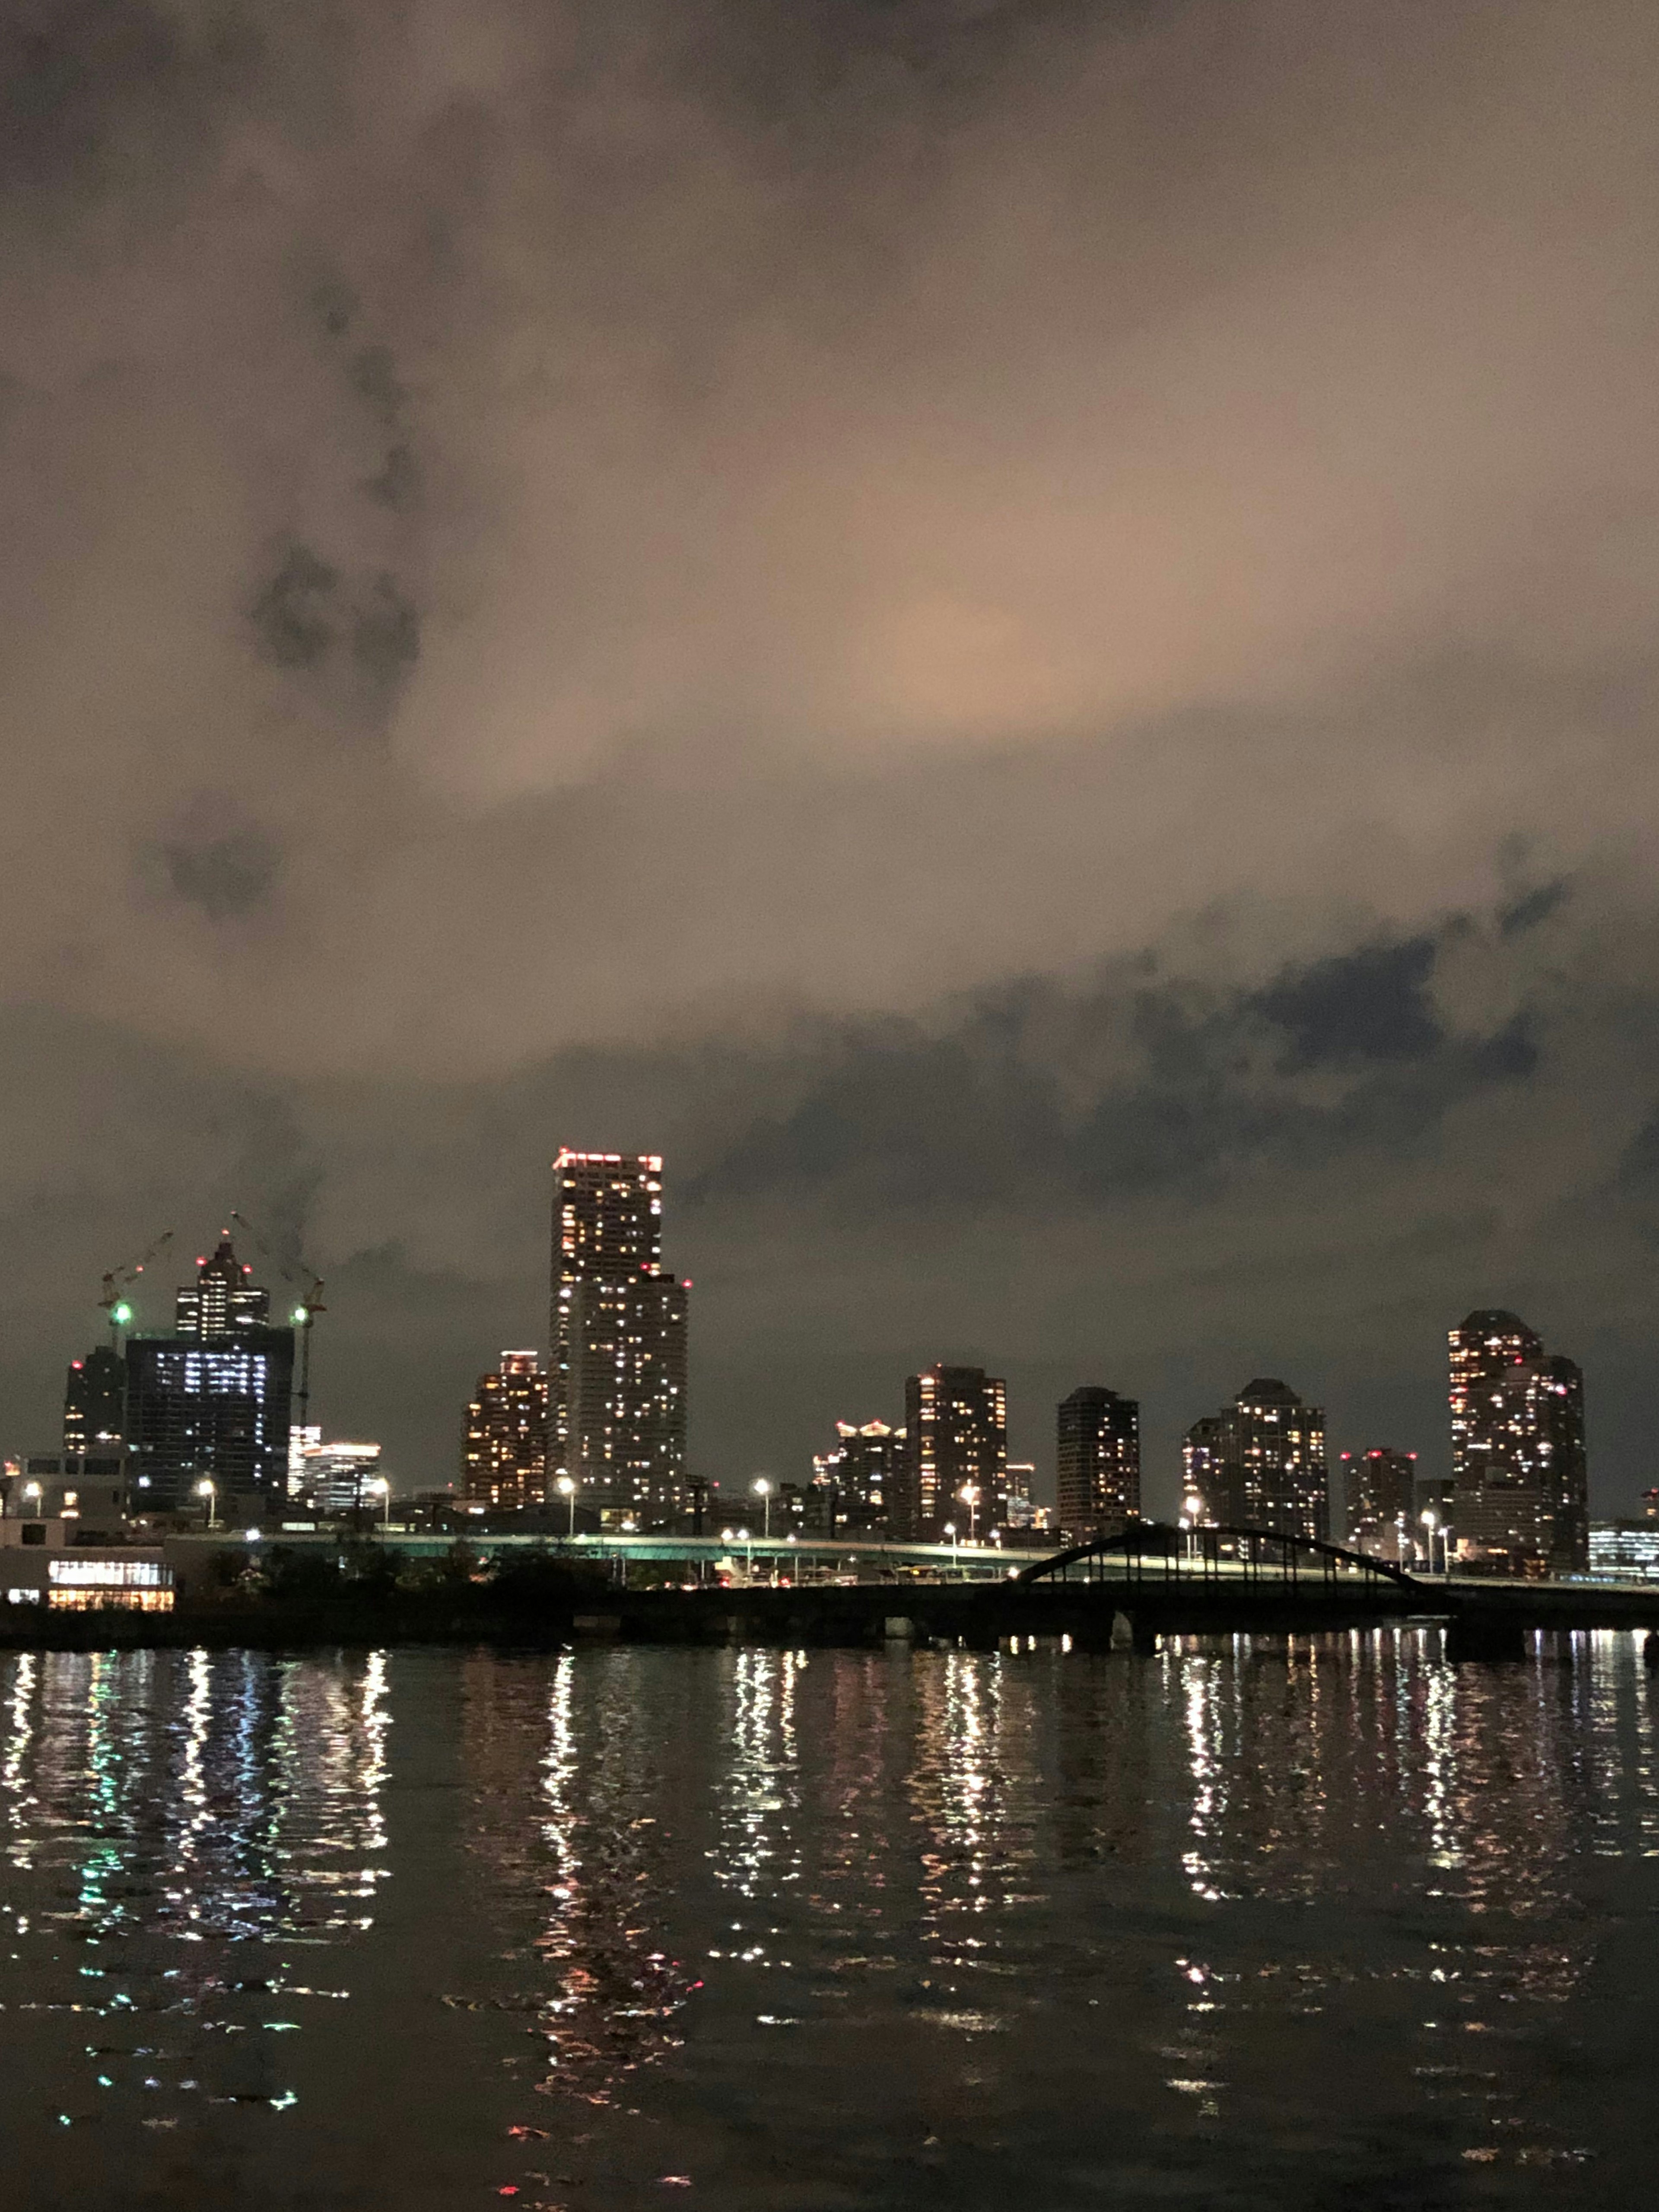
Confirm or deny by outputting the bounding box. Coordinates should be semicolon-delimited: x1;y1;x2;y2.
124;1236;295;1519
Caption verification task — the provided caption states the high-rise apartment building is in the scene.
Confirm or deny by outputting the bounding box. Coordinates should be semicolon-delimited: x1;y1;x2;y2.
1183;1378;1328;1542
1341;1447;1418;1560
63;1345;126;1453
462;1351;550;1511
123;1235;295;1518
1449;1310;1587;1573
895;1365;1007;1542
1056;1386;1141;1540
550;1151;689;1527
811;1419;905;1535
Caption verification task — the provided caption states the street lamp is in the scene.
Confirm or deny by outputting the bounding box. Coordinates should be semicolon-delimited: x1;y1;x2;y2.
958;1484;979;1543
369;1476;391;1529
556;1473;577;1537
944;1519;958;1567
752;1477;772;1539
195;1478;216;1530
1420;1510;1441;1575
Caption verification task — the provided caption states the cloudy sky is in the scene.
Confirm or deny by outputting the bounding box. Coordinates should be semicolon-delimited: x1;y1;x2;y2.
4;0;1659;1511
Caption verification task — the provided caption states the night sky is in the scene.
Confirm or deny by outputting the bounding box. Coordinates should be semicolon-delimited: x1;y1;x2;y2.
4;0;1658;1513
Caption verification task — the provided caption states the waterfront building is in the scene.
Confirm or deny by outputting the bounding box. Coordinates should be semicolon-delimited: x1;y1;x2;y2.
811;1419;905;1535
1;1455;127;1529
295;1441;385;1516
1448;1310;1588;1574
1183;1379;1329;1543
895;1365;1007;1543
550;1151;688;1526
1342;1447;1418;1561
123;1236;294;1519
62;1345;125;1453
1588;1521;1659;1580
462;1352;549;1511
1055;1386;1141;1540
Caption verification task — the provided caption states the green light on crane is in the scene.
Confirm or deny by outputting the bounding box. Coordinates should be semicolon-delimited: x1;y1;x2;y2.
110;1302;133;1327
291;1306;310;1326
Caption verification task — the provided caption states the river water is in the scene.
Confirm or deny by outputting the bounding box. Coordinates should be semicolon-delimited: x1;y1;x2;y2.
1;1634;1656;2210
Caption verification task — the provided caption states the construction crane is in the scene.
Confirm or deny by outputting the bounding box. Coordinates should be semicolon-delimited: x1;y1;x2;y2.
99;1230;174;1344
228;1210;326;1444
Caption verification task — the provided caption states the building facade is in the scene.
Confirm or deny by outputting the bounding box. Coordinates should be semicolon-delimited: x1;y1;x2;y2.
295;1441;385;1516
123;1236;294;1519
1342;1447;1419;1560
894;1365;1007;1543
1449;1309;1588;1574
1183;1378;1328;1542
550;1151;688;1527
811;1419;904;1535
63;1345;126;1454
462;1351;549;1511
1055;1386;1141;1540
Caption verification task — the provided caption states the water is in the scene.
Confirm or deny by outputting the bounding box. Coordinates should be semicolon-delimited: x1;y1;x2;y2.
2;1634;1657;2211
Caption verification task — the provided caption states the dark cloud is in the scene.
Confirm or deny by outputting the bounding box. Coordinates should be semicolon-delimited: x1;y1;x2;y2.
1253;939;1442;1069
160;823;280;920
250;544;337;668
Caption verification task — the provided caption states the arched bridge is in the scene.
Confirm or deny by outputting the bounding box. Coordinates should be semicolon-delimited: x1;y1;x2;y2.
1018;1520;1423;1596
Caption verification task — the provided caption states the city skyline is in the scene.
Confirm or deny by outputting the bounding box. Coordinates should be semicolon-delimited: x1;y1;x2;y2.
5;1184;1621;1535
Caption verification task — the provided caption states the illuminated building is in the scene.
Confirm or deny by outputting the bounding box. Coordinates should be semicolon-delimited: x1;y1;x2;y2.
811;1420;905;1535
1589;1521;1659;1580
122;1235;295;1519
1341;1447;1418;1561
550;1151;688;1526
295;1440;385;1516
1183;1379;1328;1542
895;1365;1007;1542
462;1352;549;1511
1449;1310;1587;1573
1056;1387;1141;1540
63;1345;125;1452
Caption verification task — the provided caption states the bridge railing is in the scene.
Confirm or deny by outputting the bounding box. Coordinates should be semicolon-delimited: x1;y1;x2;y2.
1017;1521;1424;1594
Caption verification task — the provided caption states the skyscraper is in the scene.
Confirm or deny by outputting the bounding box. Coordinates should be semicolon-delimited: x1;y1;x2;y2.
895;1365;1007;1542
462;1351;550;1511
1183;1378;1328;1542
811;1419;905;1535
63;1345;126;1453
1449;1310;1587;1573
1056;1386;1141;1540
124;1235;295;1517
1341;1446;1418;1560
550;1150;689;1527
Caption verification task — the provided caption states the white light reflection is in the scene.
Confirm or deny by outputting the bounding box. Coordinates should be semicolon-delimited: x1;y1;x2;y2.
1;1654;39;1869
1179;1652;1227;1904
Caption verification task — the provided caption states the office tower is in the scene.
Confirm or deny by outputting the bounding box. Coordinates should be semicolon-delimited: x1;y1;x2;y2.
811;1419;906;1535
895;1365;1007;1542
1449;1310;1588;1573
1056;1386;1141;1540
175;1235;270;1336
294;1441;385;1516
1341;1447;1418;1560
63;1345;126;1453
550;1150;689;1526
462;1352;550;1511
1183;1379;1329;1542
123;1235;295;1518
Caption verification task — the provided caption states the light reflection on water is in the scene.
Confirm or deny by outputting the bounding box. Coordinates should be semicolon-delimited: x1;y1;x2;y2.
1;1634;1657;2209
